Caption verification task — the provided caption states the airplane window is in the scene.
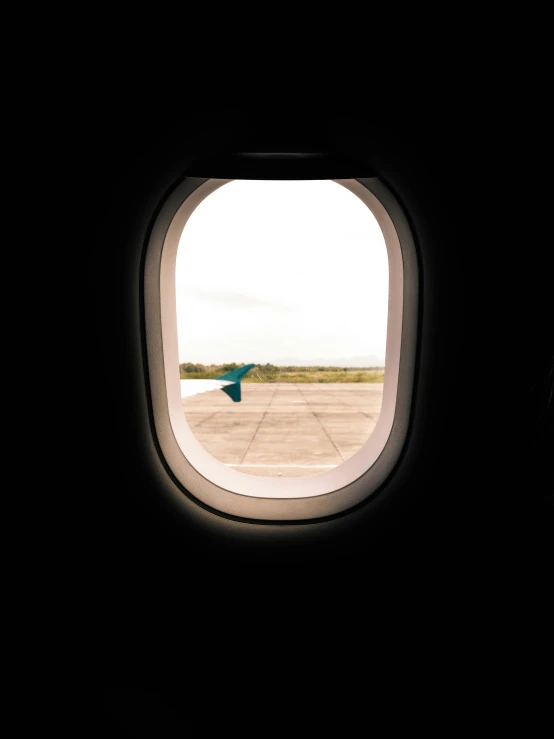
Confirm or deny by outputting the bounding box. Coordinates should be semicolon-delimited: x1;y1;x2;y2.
144;177;418;520
175;181;388;479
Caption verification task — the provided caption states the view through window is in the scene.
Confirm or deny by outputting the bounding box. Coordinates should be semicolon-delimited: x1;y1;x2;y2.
175;180;388;477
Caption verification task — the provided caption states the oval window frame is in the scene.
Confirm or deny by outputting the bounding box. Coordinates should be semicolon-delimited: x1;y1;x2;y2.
144;177;418;521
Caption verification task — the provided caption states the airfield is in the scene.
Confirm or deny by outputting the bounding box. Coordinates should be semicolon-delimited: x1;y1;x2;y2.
182;382;384;477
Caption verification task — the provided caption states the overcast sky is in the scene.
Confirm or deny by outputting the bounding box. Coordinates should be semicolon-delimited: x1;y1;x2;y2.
175;180;388;366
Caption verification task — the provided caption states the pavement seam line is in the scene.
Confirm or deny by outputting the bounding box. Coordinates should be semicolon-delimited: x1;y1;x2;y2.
184;411;219;429
295;384;345;462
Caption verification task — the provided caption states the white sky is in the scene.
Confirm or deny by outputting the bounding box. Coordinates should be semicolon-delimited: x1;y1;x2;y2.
175;180;388;366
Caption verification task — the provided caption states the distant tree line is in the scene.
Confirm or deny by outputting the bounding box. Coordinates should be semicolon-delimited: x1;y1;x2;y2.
179;362;384;380
252;366;386;384
179;362;242;374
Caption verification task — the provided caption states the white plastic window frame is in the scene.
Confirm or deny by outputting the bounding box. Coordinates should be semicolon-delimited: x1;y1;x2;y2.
144;177;418;521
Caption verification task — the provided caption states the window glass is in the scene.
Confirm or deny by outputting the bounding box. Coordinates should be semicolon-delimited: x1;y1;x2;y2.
175;181;388;478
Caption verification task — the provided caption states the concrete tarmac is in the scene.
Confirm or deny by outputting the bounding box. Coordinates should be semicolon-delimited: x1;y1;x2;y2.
182;383;384;477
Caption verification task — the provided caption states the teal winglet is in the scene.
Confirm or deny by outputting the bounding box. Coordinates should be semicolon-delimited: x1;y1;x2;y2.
216;364;255;403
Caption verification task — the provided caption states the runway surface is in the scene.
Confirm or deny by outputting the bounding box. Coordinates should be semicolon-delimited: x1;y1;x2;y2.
182;382;384;477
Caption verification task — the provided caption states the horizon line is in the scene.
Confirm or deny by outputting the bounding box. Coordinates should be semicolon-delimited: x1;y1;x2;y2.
178;361;386;367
